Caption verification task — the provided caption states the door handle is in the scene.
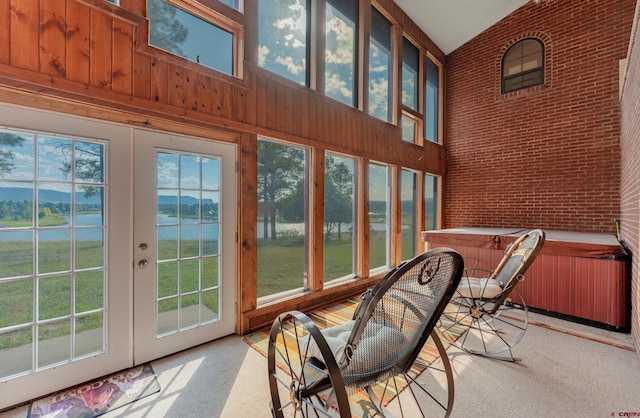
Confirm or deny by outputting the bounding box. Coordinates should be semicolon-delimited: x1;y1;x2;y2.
138;260;149;269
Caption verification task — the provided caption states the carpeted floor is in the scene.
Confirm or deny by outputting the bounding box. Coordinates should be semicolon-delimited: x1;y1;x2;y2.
1;309;639;418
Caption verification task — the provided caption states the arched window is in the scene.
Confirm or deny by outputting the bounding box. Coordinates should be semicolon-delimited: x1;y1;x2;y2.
502;38;544;93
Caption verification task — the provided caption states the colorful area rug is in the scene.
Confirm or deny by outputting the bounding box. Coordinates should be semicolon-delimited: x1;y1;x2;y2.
243;298;463;416
27;363;160;418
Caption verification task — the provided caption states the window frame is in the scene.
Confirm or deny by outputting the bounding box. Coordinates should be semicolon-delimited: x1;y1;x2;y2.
147;0;244;78
424;54;442;144
501;37;545;94
257;0;311;86
367;6;394;122
255;137;311;303
323;0;359;107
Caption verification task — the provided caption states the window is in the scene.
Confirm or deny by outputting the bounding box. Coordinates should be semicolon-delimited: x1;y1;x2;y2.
325;0;358;106
401;114;418;143
502;38;544;93
368;7;392;122
424;174;438;231
148;0;235;76
425;57;440;143
324;153;356;283
402;37;420;143
401;169;418;261
0;129;107;378
219;0;242;11
258;0;309;85
256;139;309;299
402;37;419;111
369;162;391;272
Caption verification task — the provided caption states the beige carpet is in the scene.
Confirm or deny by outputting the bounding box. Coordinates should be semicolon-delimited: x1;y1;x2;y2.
1;311;639;417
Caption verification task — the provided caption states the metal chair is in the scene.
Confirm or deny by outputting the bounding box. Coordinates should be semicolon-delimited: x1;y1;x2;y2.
437;229;545;362
267;248;464;417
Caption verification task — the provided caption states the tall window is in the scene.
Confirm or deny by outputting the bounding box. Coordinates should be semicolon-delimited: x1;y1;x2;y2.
424;174;438;231
425;57;440;143
368;7;392;122
258;0;309;85
324;153;355;283
325;0;358;106
502;38;544;93
256;139;309;298
369;162;391;272
402;37;420;143
148;0;235;76
401;169;418;261
402;38;419;111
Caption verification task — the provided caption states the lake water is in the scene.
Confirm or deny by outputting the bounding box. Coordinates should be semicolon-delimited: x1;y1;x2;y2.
1;215;398;241
0;214;219;242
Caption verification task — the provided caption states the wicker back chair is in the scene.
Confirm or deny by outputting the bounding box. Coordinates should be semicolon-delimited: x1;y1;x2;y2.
438;229;545;361
268;248;464;417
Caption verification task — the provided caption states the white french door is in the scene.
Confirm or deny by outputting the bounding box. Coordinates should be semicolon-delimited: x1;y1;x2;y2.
0;103;237;409
132;130;237;364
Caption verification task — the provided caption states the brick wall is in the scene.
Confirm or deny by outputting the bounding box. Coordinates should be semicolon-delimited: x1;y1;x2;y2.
445;0;636;233
620;2;640;360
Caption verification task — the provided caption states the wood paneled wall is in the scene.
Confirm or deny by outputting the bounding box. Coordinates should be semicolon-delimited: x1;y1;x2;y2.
0;0;447;333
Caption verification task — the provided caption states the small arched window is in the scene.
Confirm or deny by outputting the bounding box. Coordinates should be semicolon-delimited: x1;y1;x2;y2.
502;38;544;93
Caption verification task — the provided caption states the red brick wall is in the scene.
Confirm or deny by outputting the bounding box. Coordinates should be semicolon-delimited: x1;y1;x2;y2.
444;0;636;233
620;2;640;359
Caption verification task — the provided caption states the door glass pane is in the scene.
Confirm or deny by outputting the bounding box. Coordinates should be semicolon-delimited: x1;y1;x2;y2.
257;139;308;299
155;150;222;336
324;153;355;283
369;162;390;271
401;169;417;261
0;129;107;380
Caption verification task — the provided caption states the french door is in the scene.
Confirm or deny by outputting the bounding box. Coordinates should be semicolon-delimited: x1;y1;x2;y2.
0;103;237;409
133;129;237;364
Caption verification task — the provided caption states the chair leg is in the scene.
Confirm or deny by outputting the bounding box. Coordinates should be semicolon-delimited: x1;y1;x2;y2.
268;311;350;417
364;331;455;417
438;291;529;362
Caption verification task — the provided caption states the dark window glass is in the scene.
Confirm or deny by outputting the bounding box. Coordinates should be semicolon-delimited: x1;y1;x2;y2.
502;38;544;93
425;58;439;143
369;8;392;122
325;0;358;106
402;38;419;110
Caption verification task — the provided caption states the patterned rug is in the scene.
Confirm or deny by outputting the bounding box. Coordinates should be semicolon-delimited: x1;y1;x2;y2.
27;363;160;418
243;298;462;416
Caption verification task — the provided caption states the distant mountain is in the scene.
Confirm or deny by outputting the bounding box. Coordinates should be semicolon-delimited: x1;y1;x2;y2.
1;187;214;205
0;187;102;204
157;195;214;205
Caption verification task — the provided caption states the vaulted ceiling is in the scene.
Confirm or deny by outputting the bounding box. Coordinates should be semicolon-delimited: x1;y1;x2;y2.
396;0;530;54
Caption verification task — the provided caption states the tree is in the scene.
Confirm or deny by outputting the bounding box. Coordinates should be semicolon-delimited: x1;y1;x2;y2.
324;156;353;241
57;140;104;198
147;0;189;57
0;132;26;176
257;141;304;240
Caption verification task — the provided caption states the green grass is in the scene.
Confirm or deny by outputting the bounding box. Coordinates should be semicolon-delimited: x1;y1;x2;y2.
256;230;413;297
1;225;418;348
